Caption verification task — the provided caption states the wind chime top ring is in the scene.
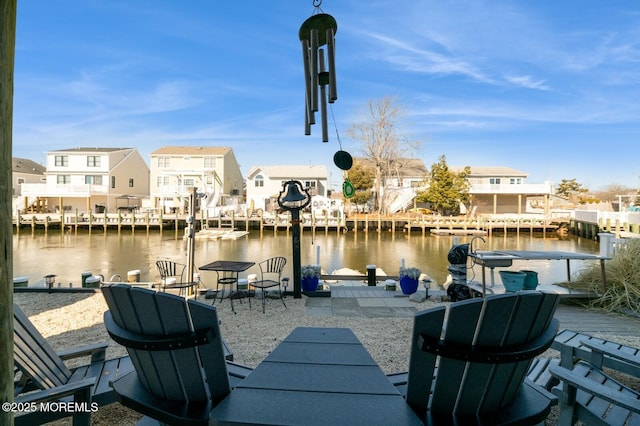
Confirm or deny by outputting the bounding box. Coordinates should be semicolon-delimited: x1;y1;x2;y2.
313;0;322;7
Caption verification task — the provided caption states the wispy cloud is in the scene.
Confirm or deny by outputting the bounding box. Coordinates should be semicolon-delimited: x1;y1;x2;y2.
505;75;550;90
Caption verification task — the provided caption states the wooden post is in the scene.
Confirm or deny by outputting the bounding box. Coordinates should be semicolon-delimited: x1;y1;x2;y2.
0;2;17;421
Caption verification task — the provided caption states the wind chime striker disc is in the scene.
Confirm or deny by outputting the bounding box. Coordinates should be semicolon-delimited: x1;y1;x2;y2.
343;179;355;198
334;150;353;170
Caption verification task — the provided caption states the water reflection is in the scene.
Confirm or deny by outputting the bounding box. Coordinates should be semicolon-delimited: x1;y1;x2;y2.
12;230;600;288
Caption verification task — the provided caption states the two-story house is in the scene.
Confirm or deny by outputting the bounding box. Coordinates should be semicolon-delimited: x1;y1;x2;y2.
246;165;328;212
149;146;243;214
12;157;46;213
19;147;149;213
450;166;554;215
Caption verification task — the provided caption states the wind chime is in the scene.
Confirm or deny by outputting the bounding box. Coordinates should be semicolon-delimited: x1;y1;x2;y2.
299;0;337;143
299;0;354;198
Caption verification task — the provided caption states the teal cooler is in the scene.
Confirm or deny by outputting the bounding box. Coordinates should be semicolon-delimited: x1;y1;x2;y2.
499;270;526;292
520;270;539;290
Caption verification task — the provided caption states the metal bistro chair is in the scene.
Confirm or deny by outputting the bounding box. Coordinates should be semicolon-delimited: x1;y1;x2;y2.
155;260;195;297
251;257;288;313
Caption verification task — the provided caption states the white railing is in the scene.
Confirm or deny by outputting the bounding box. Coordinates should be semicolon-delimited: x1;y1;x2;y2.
470;183;553;195
575;210;640;226
20;183;108;196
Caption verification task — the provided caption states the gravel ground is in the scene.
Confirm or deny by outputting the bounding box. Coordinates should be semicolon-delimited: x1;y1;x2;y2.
14;291;639;425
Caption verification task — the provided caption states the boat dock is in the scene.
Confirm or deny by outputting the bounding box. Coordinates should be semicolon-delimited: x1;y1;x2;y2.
13;211;569;237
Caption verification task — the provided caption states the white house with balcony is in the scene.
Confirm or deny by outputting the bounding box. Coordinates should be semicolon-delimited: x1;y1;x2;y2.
450;166;555;215
18;147;149;214
149;146;243;214
246;165;328;212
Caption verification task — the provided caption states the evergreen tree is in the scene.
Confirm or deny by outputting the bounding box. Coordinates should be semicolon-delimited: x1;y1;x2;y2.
416;155;470;215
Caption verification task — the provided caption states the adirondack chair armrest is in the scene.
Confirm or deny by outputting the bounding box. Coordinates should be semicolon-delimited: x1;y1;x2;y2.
104;311;216;351
549;362;640;413
579;339;640;369
417;317;559;363
523;378;558;406
15;377;96;405
57;342;108;363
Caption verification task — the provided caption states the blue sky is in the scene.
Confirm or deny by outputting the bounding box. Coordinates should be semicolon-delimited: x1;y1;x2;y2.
13;0;640;192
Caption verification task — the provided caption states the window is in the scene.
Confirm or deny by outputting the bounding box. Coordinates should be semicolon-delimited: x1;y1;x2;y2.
17;178;25;184
205;176;214;185
255;175;264;187
54;155;68;167
129;178;134;187
85;175;103;185
184;178;195;188
510;178;522;184
305;181;316;188
157;157;170;168
489;178;501;184
111;176;116;189
57;175;71;184
156;176;169;188
204;157;216;169
87;156;101;167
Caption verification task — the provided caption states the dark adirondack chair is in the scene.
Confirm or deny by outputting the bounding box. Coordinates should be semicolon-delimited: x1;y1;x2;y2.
550;330;640;425
13;303;134;426
101;284;238;425
402;291;560;425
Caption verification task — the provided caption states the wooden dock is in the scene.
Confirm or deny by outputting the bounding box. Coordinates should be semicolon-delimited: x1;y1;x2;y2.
12;210;568;237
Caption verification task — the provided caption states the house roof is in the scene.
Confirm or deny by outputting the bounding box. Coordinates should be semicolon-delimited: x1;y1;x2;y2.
12;157;45;175
353;157;428;177
248;165;327;180
150;146;232;156
451;166;528;177
50;147;132;153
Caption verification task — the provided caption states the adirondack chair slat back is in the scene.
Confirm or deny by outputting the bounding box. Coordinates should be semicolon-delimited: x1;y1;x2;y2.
13;304;73;389
406;292;559;419
102;284;231;404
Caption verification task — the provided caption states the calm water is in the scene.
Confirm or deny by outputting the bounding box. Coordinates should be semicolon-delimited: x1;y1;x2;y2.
12;229;601;288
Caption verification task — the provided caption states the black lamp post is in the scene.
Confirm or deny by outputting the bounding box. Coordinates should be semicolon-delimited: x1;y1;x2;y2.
277;180;312;299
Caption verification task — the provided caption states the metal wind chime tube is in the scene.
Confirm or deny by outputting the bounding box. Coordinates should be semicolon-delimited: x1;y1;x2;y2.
318;48;329;142
299;3;337;142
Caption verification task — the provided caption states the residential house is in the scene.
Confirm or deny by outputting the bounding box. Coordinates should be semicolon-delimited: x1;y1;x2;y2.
246;165;328;212
12;157;45;196
353;157;428;213
149;146;243;214
19;147;149;213
12;157;46;213
450;166;554;215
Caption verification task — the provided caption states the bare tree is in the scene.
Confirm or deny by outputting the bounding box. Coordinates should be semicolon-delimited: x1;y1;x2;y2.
1;0;17;422
347;97;418;213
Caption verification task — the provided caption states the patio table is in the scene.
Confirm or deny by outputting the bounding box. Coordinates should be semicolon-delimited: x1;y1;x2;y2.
199;260;255;313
